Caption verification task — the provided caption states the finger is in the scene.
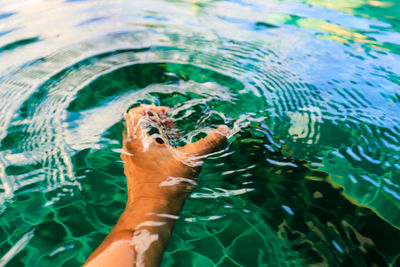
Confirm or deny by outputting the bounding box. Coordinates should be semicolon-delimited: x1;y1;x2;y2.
139;106;174;140
121;128;136;161
125;105;170;138
128;104;168;115
161;117;175;129
137;105;169;116
152;105;169;116
126;105;169;122
180;125;229;156
124;111;142;138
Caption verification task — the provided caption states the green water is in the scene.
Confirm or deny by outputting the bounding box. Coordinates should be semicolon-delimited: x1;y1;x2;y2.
0;0;400;266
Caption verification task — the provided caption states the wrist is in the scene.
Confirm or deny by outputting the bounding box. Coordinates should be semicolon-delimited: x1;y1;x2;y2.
125;194;185;216
112;197;182;243
126;171;194;207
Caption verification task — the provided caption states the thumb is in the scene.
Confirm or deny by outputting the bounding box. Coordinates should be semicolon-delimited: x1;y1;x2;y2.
181;125;229;156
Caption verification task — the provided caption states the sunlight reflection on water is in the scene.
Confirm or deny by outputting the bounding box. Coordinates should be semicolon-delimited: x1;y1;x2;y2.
0;0;399;266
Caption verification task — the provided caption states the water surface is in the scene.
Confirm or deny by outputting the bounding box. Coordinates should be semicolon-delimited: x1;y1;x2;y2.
0;0;399;266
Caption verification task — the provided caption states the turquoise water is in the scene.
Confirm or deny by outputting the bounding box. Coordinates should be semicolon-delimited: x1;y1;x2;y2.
0;0;400;266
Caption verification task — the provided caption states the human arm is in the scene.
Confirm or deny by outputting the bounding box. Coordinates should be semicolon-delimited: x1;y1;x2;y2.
84;105;229;267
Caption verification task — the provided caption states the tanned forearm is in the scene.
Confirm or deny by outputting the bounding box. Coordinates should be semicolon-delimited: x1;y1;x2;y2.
85;197;184;267
83;105;228;267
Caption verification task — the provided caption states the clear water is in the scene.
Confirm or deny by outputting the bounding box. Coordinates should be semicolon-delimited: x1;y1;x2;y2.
0;0;399;266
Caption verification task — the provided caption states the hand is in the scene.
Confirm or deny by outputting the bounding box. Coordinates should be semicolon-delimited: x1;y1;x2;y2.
84;105;229;267
121;104;229;206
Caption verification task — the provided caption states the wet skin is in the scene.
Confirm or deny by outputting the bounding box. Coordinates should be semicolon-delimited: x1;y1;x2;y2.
84;105;229;267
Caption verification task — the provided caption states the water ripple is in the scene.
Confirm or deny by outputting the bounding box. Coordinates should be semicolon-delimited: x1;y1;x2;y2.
0;0;399;266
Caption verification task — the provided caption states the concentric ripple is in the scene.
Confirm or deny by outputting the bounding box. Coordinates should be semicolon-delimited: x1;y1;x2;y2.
0;0;399;266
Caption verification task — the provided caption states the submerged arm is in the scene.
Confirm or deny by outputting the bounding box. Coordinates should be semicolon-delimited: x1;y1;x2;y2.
84;195;183;267
84;105;228;267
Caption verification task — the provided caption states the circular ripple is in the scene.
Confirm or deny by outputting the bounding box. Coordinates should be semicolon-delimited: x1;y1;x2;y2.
0;1;400;266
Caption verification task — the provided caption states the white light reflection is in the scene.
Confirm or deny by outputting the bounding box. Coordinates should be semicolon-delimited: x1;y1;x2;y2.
0;228;35;267
146;212;179;220
130;229;158;267
191;187;254;199
288;107;322;144
185;215;224;222
159;176;196;187
136;221;167;229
